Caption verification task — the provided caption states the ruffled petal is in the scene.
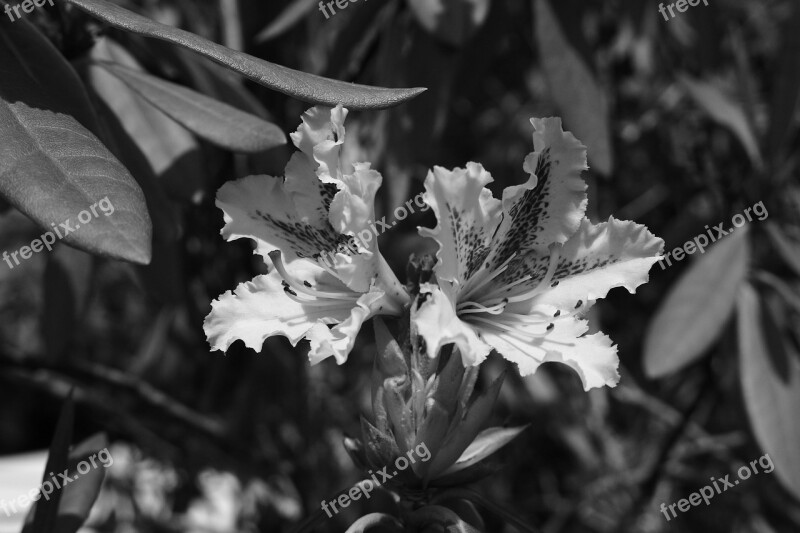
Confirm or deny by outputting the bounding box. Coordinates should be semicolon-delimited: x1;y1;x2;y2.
204;270;356;353
531;216;664;311
412;284;493;366
419;163;502;284
216;173;353;263
284;152;338;227
487;117;588;270
329;162;383;252
475;316;619;390
306;289;389;365
290;105;347;182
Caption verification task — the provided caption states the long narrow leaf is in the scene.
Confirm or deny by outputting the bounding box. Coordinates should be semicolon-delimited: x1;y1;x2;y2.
255;0;318;43
100;62;285;152
679;74;763;169
62;0;425;109
443;425;528;476
738;284;800;500
534;0;612;175
644;226;749;378
30;394;75;533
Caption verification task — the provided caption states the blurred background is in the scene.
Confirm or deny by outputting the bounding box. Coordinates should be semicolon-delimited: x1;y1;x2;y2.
1;0;799;531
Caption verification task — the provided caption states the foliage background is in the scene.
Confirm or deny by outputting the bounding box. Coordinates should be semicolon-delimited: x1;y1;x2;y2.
1;0;799;531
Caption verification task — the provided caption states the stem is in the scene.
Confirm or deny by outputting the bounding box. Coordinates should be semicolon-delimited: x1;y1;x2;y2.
433;488;541;533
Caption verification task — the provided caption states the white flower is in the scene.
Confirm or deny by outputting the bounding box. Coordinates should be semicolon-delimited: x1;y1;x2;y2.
204;106;408;364
413;118;664;390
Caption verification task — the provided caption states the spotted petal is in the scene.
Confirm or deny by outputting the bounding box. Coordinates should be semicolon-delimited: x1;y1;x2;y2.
476;315;619;390
419;163;502;284
216;171;351;263
530;216;664;311
488;117;588;270
204;267;357;353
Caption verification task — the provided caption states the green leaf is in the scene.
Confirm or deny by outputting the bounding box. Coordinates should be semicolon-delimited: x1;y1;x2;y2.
24;433;110;533
766;2;800;165
62;0;426;109
54;434;109;533
407;0;491;47
738;283;800;500
360;416;400;468
534;0;612;175
438;499;485;531
442;425;527;476
436;488;539;533
0;21;151;264
80;38;205;204
644;226;750;378
413;351;467;479
157;44;271;119
765;223;800;278
85;82;180;243
255;0;318;43
427;371;505;480
344;513;403;533
29;394;75;533
407;505;483;533
99;62;286;153
679;74;763;169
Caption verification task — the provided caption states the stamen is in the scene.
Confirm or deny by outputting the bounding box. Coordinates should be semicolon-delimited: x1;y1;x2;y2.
457;299;508;315
283;288;353;307
499;311;553;324
503;245;561;305
269;251;355;301
479;274;532;304
466;316;551;339
460;253;518;302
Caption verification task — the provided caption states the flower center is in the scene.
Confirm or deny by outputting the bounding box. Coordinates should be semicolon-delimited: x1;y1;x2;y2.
483;245;561;306
269;250;357;305
453;246;569;341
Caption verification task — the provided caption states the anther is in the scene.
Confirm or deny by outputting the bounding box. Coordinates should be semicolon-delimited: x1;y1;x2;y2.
269;250;354;300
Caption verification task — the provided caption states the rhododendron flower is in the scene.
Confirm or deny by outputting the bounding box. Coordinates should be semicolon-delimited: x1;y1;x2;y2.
204;105;408;364
414;118;664;390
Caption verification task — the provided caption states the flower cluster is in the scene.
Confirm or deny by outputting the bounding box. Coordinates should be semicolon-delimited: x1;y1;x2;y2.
204;105;663;390
204;104;663;531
